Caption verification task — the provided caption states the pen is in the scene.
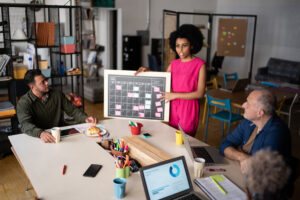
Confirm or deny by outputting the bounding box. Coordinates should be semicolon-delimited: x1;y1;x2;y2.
210;177;227;194
205;168;226;172
62;165;67;175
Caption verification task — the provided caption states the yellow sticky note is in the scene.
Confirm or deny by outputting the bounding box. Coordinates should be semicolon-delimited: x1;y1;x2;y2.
211;174;225;181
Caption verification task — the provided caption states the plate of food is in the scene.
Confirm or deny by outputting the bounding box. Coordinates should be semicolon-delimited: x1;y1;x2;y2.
84;125;107;137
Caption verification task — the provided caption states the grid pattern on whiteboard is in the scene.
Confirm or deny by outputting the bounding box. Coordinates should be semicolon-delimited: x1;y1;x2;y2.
107;75;166;120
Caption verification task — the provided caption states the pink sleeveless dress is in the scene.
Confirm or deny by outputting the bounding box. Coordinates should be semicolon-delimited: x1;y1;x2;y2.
169;57;205;136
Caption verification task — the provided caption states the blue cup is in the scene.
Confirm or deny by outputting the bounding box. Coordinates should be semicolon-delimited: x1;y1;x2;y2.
113;178;126;199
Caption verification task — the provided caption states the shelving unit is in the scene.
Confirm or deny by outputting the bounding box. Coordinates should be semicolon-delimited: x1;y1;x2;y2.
0;3;85;136
0;3;84;110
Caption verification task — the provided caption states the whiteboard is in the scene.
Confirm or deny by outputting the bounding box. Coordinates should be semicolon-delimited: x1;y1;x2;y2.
104;70;171;121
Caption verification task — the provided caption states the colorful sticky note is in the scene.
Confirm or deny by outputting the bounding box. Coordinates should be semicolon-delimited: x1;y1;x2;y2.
233;26;237;30
133;93;139;98
231;32;235;36
156;94;162;99
115;104;122;109
145;93;152;98
145;105;151;109
133;86;139;91
227;42;231;46
222;31;227;36
133;106;139;111
233;42;237;46
155;101;161;107
157;107;163;112
228;36;231;39
116;85;122;90
115;111;121;116
241;45;245;48
139;113;145;117
220;38;224;42
228;31;231;35
154;87;160;92
128;93;134;97
155;113;161;118
221;26;225;30
145;100;151;105
139;105;145;110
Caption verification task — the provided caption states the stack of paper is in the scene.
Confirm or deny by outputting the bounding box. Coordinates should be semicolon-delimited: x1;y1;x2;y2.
194;174;247;200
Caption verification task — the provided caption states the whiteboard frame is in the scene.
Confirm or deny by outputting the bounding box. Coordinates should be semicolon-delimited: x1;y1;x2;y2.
104;70;171;122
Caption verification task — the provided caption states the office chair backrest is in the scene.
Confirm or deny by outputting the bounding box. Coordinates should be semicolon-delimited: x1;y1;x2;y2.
148;54;159;71
206;94;231;111
206;77;218;91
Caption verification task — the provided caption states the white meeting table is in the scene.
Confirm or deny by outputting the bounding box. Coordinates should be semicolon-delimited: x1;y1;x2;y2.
9;118;245;200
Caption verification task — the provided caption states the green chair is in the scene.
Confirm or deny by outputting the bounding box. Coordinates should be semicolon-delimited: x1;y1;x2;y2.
223;72;238;89
204;94;243;142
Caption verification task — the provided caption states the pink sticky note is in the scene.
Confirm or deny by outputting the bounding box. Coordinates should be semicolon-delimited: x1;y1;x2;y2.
228;35;231;39
139;105;145;110
156;94;162;99
133;106;139;111
155;113;161;118
116;85;122;90
157;107;163;112
154;87;160;92
115;111;121;116
155;101;161;107
128;93;133;97
139;113;145;117
115;104;122;109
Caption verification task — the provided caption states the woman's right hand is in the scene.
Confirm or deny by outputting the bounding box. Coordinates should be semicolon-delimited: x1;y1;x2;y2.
134;66;150;76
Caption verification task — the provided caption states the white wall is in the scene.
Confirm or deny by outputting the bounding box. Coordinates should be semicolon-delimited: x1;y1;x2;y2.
115;0;217;66
216;0;300;81
116;0;300;82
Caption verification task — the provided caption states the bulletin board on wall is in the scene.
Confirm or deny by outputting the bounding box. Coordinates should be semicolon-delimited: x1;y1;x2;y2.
104;70;171;122
217;18;248;57
162;10;257;81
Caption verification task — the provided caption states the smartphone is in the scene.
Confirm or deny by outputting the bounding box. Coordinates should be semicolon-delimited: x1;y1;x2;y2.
61;128;79;136
143;133;151;138
83;164;102;177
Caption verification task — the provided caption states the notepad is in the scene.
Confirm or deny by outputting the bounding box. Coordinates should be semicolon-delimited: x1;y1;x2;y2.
194;174;246;200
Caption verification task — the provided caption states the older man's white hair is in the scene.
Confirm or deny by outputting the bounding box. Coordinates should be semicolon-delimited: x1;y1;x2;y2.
245;149;291;200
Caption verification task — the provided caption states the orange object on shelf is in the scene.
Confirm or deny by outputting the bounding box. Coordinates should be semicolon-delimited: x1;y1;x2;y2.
0;109;16;118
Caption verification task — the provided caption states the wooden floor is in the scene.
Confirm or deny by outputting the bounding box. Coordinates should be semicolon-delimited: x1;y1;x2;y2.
1;99;299;200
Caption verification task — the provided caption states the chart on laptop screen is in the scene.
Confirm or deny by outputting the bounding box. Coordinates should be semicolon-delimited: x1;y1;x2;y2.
104;70;171;121
143;159;190;200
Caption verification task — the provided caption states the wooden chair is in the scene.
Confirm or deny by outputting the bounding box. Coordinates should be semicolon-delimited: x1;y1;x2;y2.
202;77;218;124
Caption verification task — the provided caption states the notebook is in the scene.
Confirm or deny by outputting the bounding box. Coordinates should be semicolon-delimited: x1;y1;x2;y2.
194;174;247;200
179;123;225;165
140;156;204;200
220;78;249;93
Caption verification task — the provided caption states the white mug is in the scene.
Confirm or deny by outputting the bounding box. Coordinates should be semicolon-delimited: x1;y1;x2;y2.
194;158;205;178
51;127;61;143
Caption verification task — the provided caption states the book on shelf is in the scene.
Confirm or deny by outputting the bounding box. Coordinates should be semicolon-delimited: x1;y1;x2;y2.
194;174;247;200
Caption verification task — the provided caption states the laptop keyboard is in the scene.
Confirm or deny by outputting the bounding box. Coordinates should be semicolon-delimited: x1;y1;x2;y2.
177;193;202;200
193;147;214;163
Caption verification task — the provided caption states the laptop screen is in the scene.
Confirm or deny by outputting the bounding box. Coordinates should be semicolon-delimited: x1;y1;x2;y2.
141;157;191;200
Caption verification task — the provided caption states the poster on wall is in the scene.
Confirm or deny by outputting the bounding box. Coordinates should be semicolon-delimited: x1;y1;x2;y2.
217;18;248;57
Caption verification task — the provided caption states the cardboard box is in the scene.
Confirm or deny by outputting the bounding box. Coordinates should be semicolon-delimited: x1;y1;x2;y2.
36;22;55;46
13;65;28;79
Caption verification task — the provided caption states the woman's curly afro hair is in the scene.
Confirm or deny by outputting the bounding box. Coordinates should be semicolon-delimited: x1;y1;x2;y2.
169;24;204;55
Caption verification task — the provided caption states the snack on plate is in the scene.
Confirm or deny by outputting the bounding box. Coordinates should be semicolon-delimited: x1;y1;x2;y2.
87;126;101;135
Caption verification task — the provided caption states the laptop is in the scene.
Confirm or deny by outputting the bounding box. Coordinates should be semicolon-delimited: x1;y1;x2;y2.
140;156;205;200
178;123;225;165
220;78;249;93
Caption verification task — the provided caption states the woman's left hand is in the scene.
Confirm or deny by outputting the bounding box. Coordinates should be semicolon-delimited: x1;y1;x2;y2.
160;92;176;103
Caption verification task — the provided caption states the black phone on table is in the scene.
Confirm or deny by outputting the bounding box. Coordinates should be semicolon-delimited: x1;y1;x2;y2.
83;164;102;177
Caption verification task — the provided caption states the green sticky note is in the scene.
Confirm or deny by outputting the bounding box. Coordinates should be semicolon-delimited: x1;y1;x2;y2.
222;31;227;36
211;174;224;182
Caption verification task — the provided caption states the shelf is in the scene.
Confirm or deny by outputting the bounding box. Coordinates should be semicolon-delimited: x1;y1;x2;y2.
52;51;82;55
0;76;12;82
36;45;60;48
11;39;30;42
50;74;83;78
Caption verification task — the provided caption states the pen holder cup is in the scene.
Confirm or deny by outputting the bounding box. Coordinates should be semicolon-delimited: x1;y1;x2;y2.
111;149;128;157
116;166;130;178
129;123;143;135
